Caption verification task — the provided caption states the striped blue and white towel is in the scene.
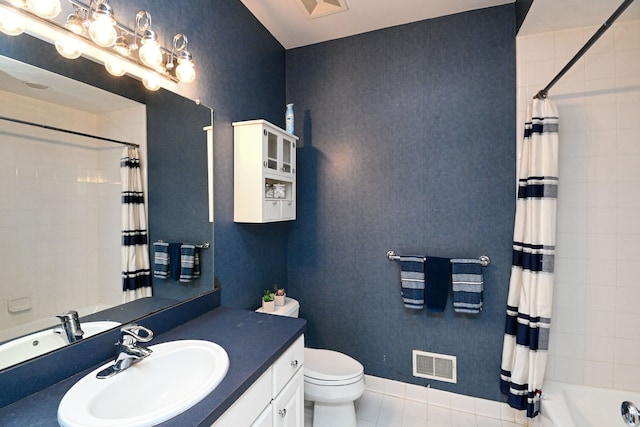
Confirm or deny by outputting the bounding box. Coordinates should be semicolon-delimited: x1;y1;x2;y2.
451;259;483;314
153;242;170;279
399;256;426;310
179;244;201;282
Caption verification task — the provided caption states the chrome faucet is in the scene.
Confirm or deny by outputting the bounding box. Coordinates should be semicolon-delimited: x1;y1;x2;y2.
53;311;84;343
622;401;640;427
96;324;154;379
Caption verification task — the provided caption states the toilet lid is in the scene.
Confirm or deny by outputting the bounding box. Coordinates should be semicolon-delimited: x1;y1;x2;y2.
304;348;364;383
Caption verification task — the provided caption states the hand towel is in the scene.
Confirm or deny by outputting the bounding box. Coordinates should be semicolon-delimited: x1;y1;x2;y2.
451;259;484;314
425;256;451;312
399;256;426;310
153;242;169;279
179;244;201;282
169;243;182;281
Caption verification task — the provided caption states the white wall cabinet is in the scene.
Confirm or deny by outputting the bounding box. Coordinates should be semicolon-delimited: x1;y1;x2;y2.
212;335;304;427
233;120;298;223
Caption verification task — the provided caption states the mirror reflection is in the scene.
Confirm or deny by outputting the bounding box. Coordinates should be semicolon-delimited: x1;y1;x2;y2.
0;53;213;370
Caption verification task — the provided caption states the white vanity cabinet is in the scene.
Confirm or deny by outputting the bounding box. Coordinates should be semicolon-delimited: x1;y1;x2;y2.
233;120;298;223
212;335;304;427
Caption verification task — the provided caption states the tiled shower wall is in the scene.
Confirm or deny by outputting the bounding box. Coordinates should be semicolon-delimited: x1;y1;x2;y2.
517;20;640;391
0;90;145;341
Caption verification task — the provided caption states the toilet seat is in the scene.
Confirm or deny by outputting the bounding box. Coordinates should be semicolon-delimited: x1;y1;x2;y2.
304;348;364;386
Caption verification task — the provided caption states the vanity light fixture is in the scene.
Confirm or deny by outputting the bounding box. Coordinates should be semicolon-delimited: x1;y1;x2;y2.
63;7;84;34
142;73;161;91
112;33;130;56
54;33;82;58
0;0;197;91
175;50;195;83
26;0;60;19
138;29;162;68
104;55;125;76
167;33;196;84
87;0;116;47
0;6;25;35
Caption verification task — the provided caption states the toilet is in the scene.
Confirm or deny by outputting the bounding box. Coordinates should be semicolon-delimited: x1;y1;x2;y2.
256;297;365;427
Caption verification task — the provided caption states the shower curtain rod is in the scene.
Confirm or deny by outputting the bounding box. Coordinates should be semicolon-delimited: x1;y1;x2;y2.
0;115;139;148
534;0;635;99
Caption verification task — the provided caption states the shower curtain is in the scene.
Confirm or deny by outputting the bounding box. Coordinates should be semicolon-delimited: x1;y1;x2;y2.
121;146;152;302
500;98;559;418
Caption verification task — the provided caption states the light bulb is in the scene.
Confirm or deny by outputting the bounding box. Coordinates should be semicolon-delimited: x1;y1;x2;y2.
176;58;195;83
139;39;162;68
105;58;126;76
89;16;117;47
0;10;25;36
26;0;61;19
54;37;82;59
64;13;85;35
142;75;160;91
113;36;130;57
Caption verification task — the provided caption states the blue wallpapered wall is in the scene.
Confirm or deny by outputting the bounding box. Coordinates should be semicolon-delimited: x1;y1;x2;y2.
285;5;516;401
146;90;214;300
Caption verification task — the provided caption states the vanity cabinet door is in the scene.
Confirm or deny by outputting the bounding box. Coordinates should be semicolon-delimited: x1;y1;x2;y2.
212;335;304;427
272;370;303;427
273;335;304;397
251;403;274;427
211;368;272;427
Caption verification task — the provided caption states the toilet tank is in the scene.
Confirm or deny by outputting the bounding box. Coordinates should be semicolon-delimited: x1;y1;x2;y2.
255;297;299;317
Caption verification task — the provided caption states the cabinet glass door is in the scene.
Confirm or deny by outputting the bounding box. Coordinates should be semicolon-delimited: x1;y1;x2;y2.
282;139;294;174
266;131;278;171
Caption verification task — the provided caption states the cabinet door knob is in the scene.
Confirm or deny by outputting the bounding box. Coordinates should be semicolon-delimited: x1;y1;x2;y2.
278;408;287;418
263;161;267;168
290;359;298;368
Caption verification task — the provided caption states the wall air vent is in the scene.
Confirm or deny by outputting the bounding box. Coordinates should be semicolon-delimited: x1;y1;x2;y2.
412;350;457;384
297;0;349;19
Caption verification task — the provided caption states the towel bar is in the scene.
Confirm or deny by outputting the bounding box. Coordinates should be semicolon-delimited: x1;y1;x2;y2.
155;240;210;249
386;251;490;267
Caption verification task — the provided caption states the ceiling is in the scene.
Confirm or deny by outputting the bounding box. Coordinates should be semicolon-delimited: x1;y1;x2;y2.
241;0;640;49
0;55;139;115
519;0;640;35
241;0;513;49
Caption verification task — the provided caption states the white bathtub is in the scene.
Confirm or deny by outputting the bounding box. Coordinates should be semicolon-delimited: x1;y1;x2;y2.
538;380;640;427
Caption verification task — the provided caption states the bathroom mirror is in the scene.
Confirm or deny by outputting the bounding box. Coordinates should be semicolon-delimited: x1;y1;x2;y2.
0;37;214;370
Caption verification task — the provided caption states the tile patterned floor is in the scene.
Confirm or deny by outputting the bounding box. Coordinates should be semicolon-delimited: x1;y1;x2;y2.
353;390;523;427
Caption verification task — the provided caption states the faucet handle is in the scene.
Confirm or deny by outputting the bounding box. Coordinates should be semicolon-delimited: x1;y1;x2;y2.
55;310;80;322
120;324;154;343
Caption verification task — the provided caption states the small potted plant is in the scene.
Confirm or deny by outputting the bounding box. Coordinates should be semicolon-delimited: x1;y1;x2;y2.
262;289;275;312
274;284;286;306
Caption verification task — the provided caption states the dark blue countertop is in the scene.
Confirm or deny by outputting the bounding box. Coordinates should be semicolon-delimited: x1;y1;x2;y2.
0;306;306;426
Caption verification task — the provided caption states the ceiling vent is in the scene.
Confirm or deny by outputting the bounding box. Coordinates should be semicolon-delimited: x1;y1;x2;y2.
297;0;349;19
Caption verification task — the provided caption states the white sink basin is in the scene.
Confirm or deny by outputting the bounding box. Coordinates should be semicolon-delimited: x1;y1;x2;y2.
57;340;229;427
0;321;120;370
